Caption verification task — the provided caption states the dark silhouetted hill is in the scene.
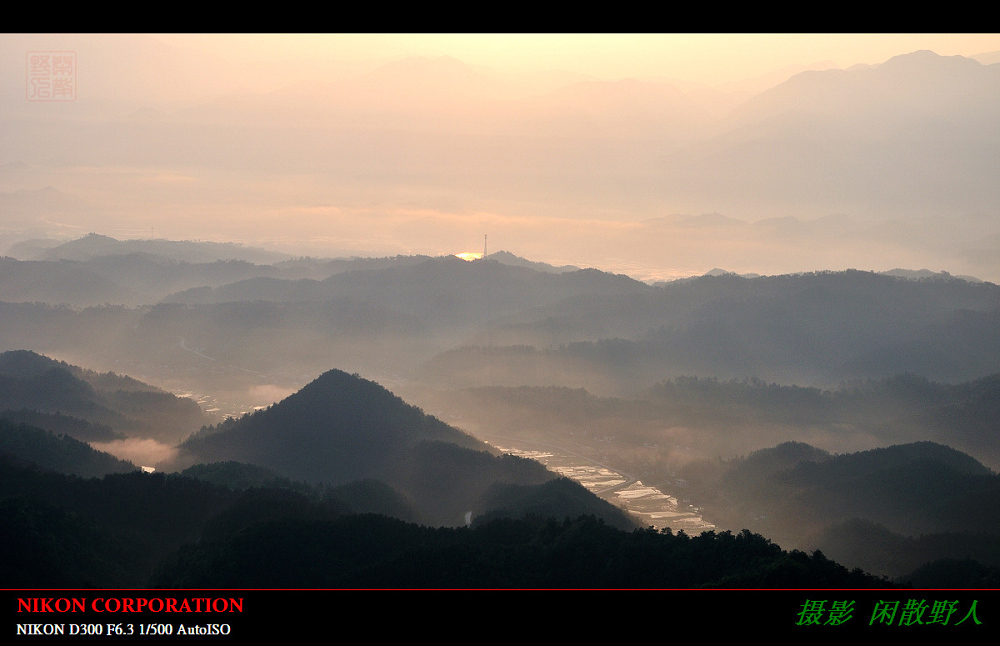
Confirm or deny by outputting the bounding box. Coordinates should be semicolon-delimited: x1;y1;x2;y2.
0;419;135;477
181;369;485;483
0;440;886;588
0;350;208;443
181;369;636;527
688;440;1000;577
152;514;889;589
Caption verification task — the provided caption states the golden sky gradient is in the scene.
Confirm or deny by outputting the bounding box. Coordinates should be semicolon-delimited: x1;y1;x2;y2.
153;33;1000;84
3;34;1000;281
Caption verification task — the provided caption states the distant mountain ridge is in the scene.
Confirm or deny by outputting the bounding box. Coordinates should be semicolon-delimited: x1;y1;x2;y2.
2;234;592;307
728;50;1000;129
34;233;292;264
162;255;649;337
422;269;1000;389
881;268;982;283
486;250;580;274
3;256;998;395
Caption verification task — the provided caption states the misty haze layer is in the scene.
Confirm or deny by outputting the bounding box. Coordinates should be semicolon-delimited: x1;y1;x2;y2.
3;35;1000;590
2;36;999;282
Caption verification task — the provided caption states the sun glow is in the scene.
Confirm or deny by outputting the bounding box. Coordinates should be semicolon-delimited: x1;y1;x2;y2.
455;252;483;261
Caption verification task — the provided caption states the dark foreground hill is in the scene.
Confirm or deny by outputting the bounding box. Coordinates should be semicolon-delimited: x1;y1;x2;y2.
181;368;486;483
0;452;889;588
0;419;135;477
153;514;889;589
0;448;888;588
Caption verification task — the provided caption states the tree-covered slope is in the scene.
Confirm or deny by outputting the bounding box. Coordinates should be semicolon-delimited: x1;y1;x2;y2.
180;369;637;527
0;350;208;443
0;419;135;477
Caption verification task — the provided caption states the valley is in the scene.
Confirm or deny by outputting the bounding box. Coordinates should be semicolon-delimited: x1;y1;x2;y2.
492;441;714;533
3;35;1000;593
2;236;998;585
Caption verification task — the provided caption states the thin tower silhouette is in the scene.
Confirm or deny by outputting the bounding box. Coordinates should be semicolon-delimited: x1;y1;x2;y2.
482;233;493;382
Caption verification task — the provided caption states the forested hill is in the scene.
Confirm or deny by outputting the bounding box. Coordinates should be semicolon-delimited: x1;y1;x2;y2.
0;418;136;477
0;350;208;443
180;369;634;528
164;255;650;330
0;450;888;588
3;262;996;393
181;368;487;483
29;232;292;265
683;440;1000;579
423;270;1000;389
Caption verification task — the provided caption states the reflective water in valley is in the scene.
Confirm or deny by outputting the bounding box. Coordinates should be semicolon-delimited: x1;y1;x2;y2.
490;440;715;534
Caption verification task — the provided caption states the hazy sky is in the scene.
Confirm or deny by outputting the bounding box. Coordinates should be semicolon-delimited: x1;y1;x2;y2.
153;33;1000;85
3;34;999;281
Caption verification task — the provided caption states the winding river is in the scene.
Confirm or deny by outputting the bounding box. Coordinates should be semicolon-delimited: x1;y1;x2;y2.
483;436;715;533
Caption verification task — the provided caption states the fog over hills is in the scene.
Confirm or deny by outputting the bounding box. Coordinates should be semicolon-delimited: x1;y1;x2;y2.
0;242;996;398
0;349;208;445
0;351;635;525
28;232;293;264
2;244;999;584
686;440;1000;579
3;36;1000;590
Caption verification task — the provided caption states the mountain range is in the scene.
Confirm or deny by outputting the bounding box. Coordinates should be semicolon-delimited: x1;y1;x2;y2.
5;38;1000;590
2;240;999;586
